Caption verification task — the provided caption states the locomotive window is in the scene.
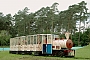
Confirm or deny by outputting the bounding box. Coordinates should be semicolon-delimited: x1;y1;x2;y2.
39;35;42;44
48;35;51;40
22;39;24;45
18;38;20;45
34;36;36;44
25;37;27;45
28;36;30;44
13;39;14;46
25;40;27;45
22;37;25;45
48;35;51;43
37;35;42;44
52;34;54;40
37;35;39;44
31;36;33;44
17;38;19;45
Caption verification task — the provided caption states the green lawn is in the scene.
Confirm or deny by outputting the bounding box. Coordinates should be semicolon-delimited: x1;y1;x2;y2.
0;45;90;60
75;44;90;60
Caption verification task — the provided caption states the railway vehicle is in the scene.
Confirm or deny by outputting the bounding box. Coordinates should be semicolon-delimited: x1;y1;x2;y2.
9;33;75;57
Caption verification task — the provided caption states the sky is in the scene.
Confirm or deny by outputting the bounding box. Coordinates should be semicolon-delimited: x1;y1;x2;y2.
0;0;90;16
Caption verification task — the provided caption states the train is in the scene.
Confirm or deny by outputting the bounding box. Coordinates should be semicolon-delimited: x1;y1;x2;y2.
9;33;75;57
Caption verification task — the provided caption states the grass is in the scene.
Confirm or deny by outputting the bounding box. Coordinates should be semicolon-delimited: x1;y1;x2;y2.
0;44;90;60
75;44;90;59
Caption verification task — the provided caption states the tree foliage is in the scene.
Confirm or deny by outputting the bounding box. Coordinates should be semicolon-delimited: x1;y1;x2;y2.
0;1;90;46
0;30;11;46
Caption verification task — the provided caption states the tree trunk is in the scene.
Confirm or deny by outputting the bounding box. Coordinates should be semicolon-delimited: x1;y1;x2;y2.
78;20;81;46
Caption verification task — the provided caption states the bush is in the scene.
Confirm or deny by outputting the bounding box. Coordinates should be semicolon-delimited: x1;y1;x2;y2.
0;30;11;46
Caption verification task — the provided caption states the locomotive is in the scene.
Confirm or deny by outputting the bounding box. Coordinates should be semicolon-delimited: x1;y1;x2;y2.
9;33;75;57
